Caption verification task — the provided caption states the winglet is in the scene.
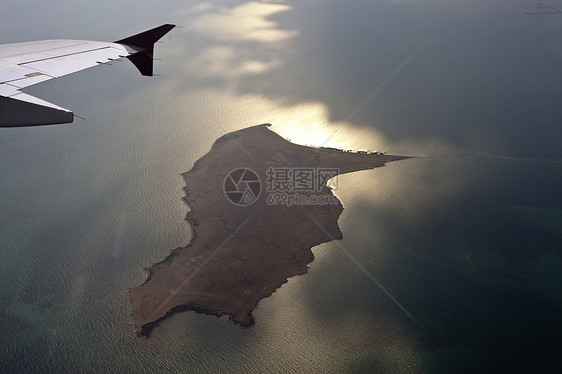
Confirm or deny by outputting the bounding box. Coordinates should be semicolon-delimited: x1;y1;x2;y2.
115;24;176;76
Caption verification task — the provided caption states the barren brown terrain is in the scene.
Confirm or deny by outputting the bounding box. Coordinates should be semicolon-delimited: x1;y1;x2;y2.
130;124;410;337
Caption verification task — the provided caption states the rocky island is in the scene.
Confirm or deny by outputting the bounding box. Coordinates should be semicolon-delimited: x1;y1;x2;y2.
130;124;411;337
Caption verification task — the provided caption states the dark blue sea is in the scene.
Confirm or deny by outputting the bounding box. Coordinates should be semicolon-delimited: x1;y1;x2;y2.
1;0;561;372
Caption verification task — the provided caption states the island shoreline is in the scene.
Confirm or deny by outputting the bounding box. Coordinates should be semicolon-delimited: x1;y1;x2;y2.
130;124;412;337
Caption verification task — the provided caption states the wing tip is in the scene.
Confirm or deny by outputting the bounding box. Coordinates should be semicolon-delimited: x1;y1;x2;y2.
0;95;73;127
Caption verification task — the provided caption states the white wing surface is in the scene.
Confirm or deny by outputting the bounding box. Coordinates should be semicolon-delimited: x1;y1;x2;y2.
0;24;175;127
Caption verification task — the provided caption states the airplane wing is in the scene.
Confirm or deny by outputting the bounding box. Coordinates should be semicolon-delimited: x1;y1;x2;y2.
0;24;175;127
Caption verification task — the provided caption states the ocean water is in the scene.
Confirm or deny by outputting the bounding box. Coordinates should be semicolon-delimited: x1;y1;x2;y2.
1;0;561;372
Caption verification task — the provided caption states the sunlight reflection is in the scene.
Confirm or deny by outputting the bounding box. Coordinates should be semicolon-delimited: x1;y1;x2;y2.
336;154;497;232
187;1;298;42
267;102;390;152
185;45;282;78
167;86;393;155
171;1;298;89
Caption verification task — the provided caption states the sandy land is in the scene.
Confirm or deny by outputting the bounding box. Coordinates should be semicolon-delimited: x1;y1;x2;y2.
130;124;411;336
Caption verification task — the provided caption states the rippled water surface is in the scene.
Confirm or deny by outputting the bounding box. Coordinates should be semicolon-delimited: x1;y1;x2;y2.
1;0;561;372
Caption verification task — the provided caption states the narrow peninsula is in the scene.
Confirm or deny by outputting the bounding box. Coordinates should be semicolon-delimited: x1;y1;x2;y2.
130;124;411;337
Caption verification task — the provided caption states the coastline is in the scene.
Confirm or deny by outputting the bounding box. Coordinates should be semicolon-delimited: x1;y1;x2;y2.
130;124;412;336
